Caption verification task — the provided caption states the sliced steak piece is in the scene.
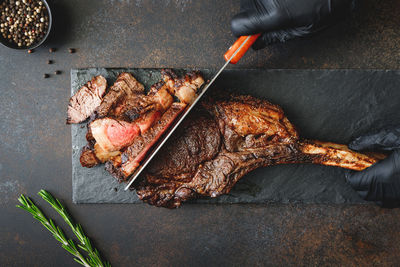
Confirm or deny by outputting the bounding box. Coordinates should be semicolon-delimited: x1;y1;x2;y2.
106;102;187;181
96;72;145;118
174;72;205;104
90;118;141;152
67;75;107;124
111;85;172;121
80;143;122;168
80;145;100;168
135;109;162;133
80;72;176;168
111;94;155;121
89;108;163;153
77;70;206;180
149;84;174;111
161;69;205;104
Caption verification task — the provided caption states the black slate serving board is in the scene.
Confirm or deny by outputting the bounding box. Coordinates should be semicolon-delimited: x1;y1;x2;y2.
72;68;400;204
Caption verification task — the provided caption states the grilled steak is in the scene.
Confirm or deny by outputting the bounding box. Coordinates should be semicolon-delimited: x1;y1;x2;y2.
95;72;145;119
135;95;382;208
90;118;142;152
67;75;107;124
144;110;221;180
71;71;382;209
77;70;204;171
106;102;187;181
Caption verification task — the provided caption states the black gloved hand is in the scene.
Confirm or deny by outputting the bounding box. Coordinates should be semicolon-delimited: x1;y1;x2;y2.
231;0;355;49
345;127;400;208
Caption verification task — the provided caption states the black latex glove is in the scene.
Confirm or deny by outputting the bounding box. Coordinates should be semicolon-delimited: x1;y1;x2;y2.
345;127;400;208
231;0;355;49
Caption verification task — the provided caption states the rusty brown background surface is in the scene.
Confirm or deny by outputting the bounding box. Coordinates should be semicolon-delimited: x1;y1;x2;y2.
1;0;400;266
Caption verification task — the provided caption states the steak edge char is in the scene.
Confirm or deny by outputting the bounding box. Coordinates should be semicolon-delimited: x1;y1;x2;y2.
135;95;382;208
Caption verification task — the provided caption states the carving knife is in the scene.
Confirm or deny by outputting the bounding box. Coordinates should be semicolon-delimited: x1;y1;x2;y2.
124;34;261;190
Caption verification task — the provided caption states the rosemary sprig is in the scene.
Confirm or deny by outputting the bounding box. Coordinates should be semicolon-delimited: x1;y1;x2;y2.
16;191;110;267
38;190;110;267
16;194;92;267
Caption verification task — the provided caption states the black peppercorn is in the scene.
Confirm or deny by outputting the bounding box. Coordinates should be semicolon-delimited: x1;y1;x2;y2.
47;59;52;64
43;73;49;78
0;0;49;48
68;48;75;53
54;70;61;75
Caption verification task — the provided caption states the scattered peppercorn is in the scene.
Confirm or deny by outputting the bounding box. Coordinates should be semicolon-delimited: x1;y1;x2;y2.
46;59;52;64
49;47;55;53
0;0;49;48
54;70;61;75
43;73;49;78
68;48;75;53
113;188;118;192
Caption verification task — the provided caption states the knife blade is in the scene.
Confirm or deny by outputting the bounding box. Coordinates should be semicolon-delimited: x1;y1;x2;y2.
124;34;260;190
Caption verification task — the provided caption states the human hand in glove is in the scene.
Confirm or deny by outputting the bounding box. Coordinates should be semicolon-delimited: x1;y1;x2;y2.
345;127;400;208
231;0;356;49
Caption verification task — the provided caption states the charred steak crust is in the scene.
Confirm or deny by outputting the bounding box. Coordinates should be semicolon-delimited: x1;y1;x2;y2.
146;110;221;178
135;110;221;208
80;144;100;168
207;95;299;145
134;95;382;208
74;72;382;209
113;102;187;181
78;70;204;170
95;72;145;118
160;69;205;104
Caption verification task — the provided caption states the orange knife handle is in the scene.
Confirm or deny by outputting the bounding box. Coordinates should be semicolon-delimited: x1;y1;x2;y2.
224;33;261;64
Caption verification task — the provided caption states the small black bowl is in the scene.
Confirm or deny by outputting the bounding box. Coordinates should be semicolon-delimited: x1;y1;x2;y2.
0;0;52;50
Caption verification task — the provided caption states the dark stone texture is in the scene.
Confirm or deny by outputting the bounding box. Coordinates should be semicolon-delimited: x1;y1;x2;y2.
2;0;400;266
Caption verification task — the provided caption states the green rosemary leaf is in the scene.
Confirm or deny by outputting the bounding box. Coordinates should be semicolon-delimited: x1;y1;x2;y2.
74;257;87;266
38;190;109;267
16;205;31;213
16;194;92;267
